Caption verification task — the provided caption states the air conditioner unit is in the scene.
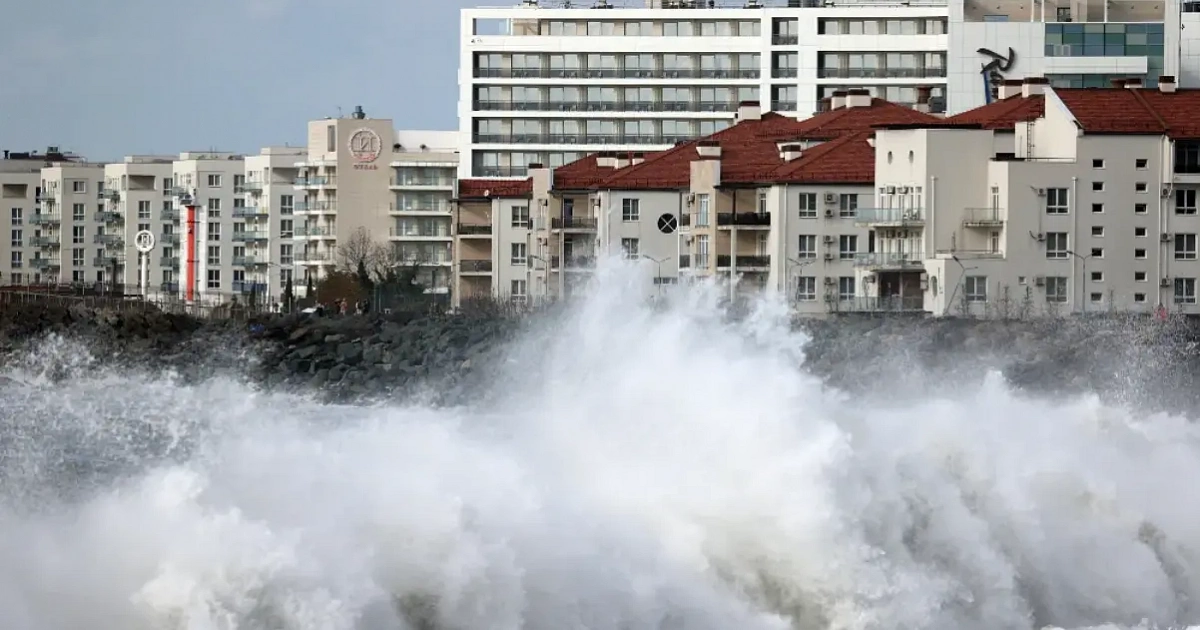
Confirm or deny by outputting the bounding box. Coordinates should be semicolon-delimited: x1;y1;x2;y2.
824;193;837;204
824;209;834;217
1034;275;1046;286
823;253;834;261
1161;277;1172;287
1163;187;1172;197
823;236;834;243
824;277;835;285
1162;233;1172;241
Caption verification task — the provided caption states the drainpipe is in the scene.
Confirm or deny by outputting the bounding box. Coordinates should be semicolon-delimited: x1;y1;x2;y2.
1071;175;1078;312
929;175;937;313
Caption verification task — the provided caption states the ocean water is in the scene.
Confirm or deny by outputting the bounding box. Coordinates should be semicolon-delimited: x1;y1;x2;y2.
2;263;1200;629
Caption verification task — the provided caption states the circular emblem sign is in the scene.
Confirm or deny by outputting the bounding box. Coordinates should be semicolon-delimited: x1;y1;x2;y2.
134;230;156;253
348;128;382;163
657;213;679;234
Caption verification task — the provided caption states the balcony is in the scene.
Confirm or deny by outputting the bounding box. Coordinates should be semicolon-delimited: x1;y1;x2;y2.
29;213;61;225
390;203;452;214
233;256;263;267
772;101;798;111
94;210;123;223
389;228;451;239
293;176;336;188
772;68;799;79
457;223;493;236
817;68;947;79
717;255;771;269
161;282;179;293
29;235;59;248
232;230;269;242
473;67;761;81
235;181;264;193
472;100;739;114
161;256;180;268
93;256;126;267
551;217;598;230
836;296;926;313
100;189;120;201
232;206;269;219
232;281;268;295
390;177;454;189
472;166;528;178
294;252;335;263
295;226;334;237
161;233;181;245
772;34;799;45
35;191;55;203
161;208;180;221
294;201;336;214
717;212;771;228
854;207;925;226
460;260;493;273
561;256;596;270
30;258;61;270
963;207;1005;227
679;255;691;269
854;251;926;270
93;234;123;246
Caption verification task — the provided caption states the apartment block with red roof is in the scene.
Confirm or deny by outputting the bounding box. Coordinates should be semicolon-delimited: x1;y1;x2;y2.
452;178;534;304
875;75;1200;316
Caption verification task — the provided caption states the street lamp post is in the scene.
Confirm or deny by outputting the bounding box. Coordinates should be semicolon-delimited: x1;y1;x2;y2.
944;254;978;316
641;254;668;297
785;257;815;304
1065;249;1093;314
526;253;548;304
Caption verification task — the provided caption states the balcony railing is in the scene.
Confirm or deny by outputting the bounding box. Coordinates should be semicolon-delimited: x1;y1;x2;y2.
835;295;926;313
460;260;493;273
29;213;61;225
294;201;337;213
772;34;799;45
679;255;691;268
473;100;740;113
458;223;493;236
551;217;599;230
294;252;335;263
232;206;269;218
235;181;264;193
100;189;120;201
562;255;596;269
93;234;123;245
390;203;452;213
389;228;452;238
717;255;771;268
93;256;126;267
29;236;59;247
473;167;529;178
717;212;771;227
233;256;262;267
161;282;179;293
473;68;760;80
818;67;947;79
772;101;798;111
232;231;269;242
854;252;926;269
161;208;180;221
963;207;1005;226
772;68;799;78
160;256;180;267
854;207;925;225
295;226;333;237
94;211;123;223
390;178;455;188
161;233;180;245
232;281;268;294
293;177;336;187
30;258;61;269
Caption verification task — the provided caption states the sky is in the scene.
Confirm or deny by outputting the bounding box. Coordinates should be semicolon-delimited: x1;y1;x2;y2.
0;0;480;161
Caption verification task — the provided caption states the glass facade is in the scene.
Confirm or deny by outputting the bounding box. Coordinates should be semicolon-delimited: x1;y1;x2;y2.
1045;22;1165;86
1047;73;1139;88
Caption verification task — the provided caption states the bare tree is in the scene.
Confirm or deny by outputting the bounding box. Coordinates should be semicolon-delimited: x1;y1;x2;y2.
337;227;378;272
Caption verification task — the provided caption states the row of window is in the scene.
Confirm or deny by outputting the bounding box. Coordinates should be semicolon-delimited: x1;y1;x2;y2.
508;17;948;38
1044;231;1200;260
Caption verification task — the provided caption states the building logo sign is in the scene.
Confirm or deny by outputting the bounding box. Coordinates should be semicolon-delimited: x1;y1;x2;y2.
978;47;1017;104
348;128;382;164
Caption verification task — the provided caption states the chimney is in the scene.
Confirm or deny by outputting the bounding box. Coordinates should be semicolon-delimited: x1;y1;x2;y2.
998;79;1023;99
915;86;932;113
696;140;721;158
778;143;803;161
1124;77;1143;89
613;152;632;169
736;100;762;122
2;150;7;160
528;163;552;196
1021;77;1049;98
1110;78;1128;88
845;88;872;109
830;90;848;110
1160;75;1178;93
596;151;618;168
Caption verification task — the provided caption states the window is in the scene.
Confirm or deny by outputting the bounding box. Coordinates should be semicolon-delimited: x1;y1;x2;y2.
796;276;816;301
1135;271;1147;282
208;198;221;217
138;200;151;219
621;237;639;259
72;225;84;244
72;248;84;266
1136;158;1148;169
1091;226;1104;237
511;279;527;300
163;200;172;212
280;244;293;265
1091;182;1104;192
1136;203;1148;214
965;276;987;302
837;276;855;300
280;195;294;214
1045;232;1068;258
1046;188;1068;214
511;242;527;265
1045;276;1068;303
1135;292;1147;303
73;203;85;221
1091;203;1104;213
10;252;21;268
72;180;86;193
1176;233;1197;260
1135;227;1147;237
696;194;710;226
1091;271;1103;282
162;177;173;192
1135;248;1147;259
839;194;857;218
1090;247;1103;258
10;208;21;224
797;234;817;258
9;230;20;247
1176;189;1197;215
1175;277;1197;304
1090;292;1103;303
207;174;222;187
1136;182;1148;193
207;245;220;265
206;269;220;289
838;235;857;259
757;190;768;214
207;223;220;240
797;193;817;218
695;234;709;268
1092;159;1105;169
621;198;639;222
281;220;293;238
511;205;530;228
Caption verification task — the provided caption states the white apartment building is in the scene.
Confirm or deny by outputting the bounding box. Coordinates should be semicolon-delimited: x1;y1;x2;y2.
242;147;304;303
170;152;247;304
460;0;950;179
294;108;460;295
102;157;175;296
38;160;106;285
0;150;46;286
945;0;1184;113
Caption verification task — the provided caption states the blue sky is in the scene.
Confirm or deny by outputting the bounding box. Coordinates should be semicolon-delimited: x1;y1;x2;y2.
0;0;479;160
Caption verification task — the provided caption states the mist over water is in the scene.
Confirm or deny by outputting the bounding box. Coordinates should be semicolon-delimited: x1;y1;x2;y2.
3;263;1200;629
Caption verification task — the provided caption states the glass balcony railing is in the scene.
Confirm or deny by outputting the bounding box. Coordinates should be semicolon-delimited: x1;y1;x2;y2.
854;251;927;269
854;207;925;225
232;231;269;242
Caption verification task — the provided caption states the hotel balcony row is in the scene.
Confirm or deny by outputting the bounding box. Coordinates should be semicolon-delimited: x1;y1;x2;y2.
474;99;746;113
474;132;694;146
475;68;762;80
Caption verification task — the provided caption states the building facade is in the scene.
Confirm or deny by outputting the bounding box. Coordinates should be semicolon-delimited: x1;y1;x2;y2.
241;147;304;303
170;152;247;304
460;0;951;180
102;157;175;296
39;160;106;285
1;151;48;286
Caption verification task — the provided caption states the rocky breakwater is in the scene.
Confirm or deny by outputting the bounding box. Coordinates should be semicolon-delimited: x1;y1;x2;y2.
251;309;526;404
798;314;1200;411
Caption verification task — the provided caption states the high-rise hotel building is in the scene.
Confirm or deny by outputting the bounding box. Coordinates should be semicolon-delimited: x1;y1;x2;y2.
459;0;951;179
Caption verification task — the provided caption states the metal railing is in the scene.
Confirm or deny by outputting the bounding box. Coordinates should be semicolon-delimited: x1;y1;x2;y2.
232;256;261;266
28;236;59;247
161;233;181;245
833;295;926;313
390;203;452;213
94;211;122;223
232;206;269;218
717;255;771;268
293;176;336;187
854;251;926;268
161;209;181;221
963;207;1005;225
551;217;598;230
460;260;493;273
160;256;180;267
390;178;455;188
389;228;452;238
458;223;494;235
717;212;771;227
294;201;337;213
854;207;925;224
29;258;61;269
235;181;264;193
772;34;800;45
473;67;760;80
232;281;268;294
295;226;333;237
29;214;61;225
818;67;947;79
473;100;739;113
232;231;269;242
93;234;123;245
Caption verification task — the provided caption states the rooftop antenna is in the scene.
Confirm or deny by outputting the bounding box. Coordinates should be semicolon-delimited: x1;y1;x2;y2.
337;106;343;118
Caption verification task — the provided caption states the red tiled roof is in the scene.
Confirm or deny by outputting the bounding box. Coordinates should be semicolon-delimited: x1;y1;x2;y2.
760;98;941;140
456;178;531;199
761;132;876;185
944;87;1200;138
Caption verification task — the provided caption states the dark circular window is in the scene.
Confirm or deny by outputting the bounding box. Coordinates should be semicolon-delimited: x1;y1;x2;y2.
657;213;678;234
